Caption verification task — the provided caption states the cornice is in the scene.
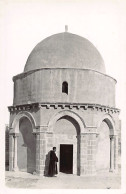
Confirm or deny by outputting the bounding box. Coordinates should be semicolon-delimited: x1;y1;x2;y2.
8;102;120;114
12;68;117;83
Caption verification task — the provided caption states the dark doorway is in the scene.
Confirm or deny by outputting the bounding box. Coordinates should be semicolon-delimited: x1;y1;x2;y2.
60;144;73;174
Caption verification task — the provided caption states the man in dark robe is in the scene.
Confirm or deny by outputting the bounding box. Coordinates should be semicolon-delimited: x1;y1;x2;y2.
48;147;58;177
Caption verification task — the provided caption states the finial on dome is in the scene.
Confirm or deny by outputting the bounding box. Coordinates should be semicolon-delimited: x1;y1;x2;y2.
65;25;68;32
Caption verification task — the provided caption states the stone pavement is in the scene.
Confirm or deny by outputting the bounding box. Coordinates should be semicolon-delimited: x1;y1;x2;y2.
5;171;121;189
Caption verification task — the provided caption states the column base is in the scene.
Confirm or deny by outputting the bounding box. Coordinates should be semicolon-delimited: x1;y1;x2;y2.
80;170;97;176
80;172;96;177
36;170;45;176
13;167;19;172
109;168;118;173
109;168;113;172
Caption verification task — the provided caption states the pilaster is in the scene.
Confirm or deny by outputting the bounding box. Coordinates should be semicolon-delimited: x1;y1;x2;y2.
9;134;14;171
114;135;119;172
80;130;98;176
109;135;114;172
13;133;19;171
34;126;49;176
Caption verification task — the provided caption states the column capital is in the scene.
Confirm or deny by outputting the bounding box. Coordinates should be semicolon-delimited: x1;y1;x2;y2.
33;125;48;133
96;133;99;137
9;132;19;137
80;132;98;135
8;127;13;130
109;134;117;139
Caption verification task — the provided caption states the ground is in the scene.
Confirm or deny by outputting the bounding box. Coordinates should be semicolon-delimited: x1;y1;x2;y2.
5;170;121;189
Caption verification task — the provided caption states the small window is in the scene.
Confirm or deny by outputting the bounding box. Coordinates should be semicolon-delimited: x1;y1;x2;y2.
62;81;68;94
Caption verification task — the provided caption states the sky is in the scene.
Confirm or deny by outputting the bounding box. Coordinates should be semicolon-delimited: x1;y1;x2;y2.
0;0;126;193
0;0;126;124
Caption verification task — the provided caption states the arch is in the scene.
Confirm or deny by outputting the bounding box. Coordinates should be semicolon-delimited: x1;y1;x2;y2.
9;111;36;173
48;110;85;133
97;114;115;135
96;113;117;173
48;110;83;175
10;111;36;133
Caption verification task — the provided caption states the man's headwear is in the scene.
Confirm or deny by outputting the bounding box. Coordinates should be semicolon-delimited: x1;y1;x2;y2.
53;147;56;150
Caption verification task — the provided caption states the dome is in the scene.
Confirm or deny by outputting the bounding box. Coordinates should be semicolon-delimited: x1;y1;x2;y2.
24;32;106;73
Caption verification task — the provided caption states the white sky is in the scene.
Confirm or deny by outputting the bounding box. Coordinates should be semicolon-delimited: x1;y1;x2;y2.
0;0;126;193
0;0;126;123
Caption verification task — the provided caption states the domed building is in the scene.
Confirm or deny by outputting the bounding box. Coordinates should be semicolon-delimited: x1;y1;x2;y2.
8;28;120;176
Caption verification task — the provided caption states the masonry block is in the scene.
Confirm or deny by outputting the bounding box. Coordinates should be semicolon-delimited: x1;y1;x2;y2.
47;138;53;144
40;133;46;139
87;154;94;160
91;140;96;146
46;133;53;137
87;134;96;140
40;139;46;144
36;153;40;159
47;143;53;147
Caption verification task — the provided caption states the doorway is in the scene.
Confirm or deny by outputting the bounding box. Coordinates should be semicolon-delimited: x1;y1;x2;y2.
60;144;73;174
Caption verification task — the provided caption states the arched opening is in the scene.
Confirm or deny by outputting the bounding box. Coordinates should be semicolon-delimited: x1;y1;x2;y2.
96;117;114;173
17;117;36;173
9;111;36;173
53;115;80;175
62;81;68;94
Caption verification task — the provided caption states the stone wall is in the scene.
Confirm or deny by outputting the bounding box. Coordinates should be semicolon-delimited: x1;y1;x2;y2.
96;121;110;172
13;68;116;107
8;103;120;176
80;133;97;175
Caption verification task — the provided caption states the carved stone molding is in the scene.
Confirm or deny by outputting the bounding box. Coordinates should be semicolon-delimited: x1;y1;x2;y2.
8;102;120;114
9;132;19;137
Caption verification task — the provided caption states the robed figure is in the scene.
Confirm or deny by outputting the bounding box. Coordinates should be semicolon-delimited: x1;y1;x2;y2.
48;147;58;177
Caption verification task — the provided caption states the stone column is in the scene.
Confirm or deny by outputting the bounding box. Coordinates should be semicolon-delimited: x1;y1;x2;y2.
35;126;47;176
9;133;19;171
9;134;14;171
13;133;19;171
114;135;118;172
77;134;81;175
109;135;114;172
80;133;87;176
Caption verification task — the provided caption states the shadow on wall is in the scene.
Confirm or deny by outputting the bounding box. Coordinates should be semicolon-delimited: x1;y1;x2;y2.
18;117;36;174
44;151;51;176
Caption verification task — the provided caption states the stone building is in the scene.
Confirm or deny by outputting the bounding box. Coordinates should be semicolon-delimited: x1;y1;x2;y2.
8;29;120;176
